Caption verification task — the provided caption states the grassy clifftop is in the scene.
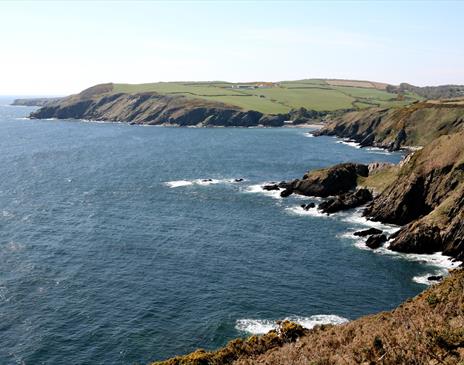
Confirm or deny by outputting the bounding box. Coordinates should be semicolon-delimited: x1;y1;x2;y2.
110;79;419;114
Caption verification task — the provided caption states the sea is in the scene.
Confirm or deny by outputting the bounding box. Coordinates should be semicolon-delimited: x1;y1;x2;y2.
0;97;458;364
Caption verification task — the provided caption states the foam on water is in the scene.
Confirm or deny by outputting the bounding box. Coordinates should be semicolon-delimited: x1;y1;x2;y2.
165;180;194;188
285;205;328;218
340;208;400;235
337;140;361;149
244;183;283;199
165;178;244;188
236;314;349;335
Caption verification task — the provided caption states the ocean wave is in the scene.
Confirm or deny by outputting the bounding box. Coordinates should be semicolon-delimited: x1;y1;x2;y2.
236;314;349;335
412;270;446;286
337;140;361;148
165;178;244;188
340;208;400;235
303;132;314;138
340;229;461;281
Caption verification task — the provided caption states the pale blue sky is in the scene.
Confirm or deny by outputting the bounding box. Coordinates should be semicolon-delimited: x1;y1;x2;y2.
1;1;463;95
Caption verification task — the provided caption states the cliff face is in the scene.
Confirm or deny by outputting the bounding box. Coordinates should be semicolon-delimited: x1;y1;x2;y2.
364;132;464;259
152;269;464;365
314;101;464;150
30;92;285;127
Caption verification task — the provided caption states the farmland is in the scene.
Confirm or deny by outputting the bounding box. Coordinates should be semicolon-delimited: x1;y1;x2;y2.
111;79;422;114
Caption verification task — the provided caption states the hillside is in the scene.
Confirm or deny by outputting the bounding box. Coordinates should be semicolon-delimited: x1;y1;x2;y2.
153;269;464;365
363;131;464;260
111;79;418;114
315;100;464;150
29;85;289;127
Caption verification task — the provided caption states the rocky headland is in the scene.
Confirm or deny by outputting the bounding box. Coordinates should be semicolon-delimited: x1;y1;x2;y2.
29;84;326;127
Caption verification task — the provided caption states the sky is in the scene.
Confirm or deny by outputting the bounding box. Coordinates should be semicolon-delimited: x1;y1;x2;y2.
1;0;463;95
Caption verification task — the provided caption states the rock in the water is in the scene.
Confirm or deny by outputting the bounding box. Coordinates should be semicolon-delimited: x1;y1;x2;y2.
280;188;293;198
300;203;316;211
427;275;443;281
263;184;280;191
353;228;383;237
234;178;244;182
292;163;369;198
318;188;373;214
365;234;387;249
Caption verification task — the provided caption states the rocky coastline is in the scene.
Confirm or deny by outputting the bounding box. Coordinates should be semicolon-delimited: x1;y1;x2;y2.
28;84;327;127
313;101;464;151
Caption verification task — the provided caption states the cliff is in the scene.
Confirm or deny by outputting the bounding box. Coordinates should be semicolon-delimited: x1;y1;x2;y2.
30;84;287;127
152;269;464;365
314;101;464;150
364;131;464;260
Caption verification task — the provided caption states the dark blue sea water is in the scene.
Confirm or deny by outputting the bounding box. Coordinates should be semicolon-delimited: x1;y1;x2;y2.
0;98;455;364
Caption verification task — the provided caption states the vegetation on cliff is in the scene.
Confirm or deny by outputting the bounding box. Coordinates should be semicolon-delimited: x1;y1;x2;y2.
153;270;464;365
315;100;464;150
364;131;464;260
29;79;423;126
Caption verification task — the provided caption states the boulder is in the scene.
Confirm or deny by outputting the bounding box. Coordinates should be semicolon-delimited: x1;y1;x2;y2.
366;234;387;249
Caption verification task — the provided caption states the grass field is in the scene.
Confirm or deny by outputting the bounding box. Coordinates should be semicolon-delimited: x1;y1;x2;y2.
111;79;421;114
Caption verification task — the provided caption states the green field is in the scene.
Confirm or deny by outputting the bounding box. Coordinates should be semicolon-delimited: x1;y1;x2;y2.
111;79;421;114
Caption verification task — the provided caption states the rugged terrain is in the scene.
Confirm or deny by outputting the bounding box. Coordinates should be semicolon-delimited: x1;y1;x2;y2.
153;269;464;365
29;84;288;127
28;79;426;126
364;131;464;260
314;100;464;150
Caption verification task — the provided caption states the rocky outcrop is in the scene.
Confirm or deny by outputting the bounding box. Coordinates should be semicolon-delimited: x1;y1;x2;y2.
363;132;464;260
284;163;369;198
314;102;464;150
318;188;373;214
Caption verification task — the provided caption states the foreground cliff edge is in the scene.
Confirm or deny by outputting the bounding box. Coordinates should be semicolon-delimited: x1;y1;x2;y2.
152;270;464;364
